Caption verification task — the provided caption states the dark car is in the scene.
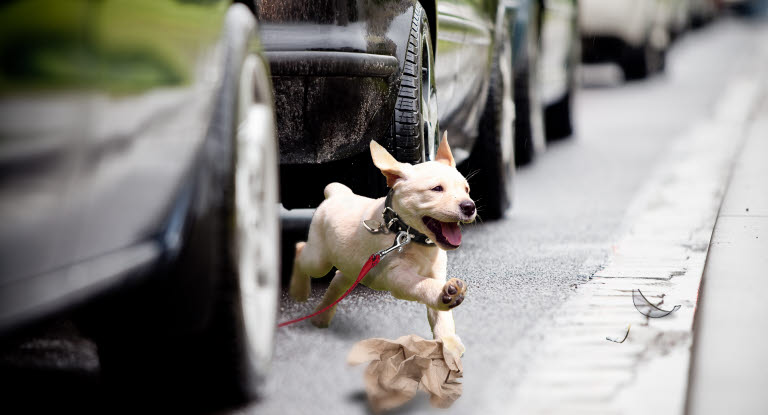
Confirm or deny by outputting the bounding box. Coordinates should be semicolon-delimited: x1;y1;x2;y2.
0;1;279;408
258;0;518;219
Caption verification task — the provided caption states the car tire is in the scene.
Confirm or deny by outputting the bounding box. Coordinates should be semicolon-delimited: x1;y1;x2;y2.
466;16;515;221
514;1;546;166
544;91;573;140
393;2;438;164
91;5;279;410
620;42;665;81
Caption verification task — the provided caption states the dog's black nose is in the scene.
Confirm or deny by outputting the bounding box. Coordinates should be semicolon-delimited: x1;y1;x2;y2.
460;200;476;216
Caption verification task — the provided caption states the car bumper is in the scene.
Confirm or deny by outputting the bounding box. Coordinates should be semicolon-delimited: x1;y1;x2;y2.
580;0;655;47
267;51;399;166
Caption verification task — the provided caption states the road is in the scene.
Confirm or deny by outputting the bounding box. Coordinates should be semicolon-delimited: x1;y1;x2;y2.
0;16;766;414
254;17;768;415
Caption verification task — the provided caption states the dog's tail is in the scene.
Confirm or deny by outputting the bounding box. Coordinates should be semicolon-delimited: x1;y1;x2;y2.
323;182;352;199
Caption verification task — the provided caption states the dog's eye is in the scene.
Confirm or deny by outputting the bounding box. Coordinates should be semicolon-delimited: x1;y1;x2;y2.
465;186;470;194
431;185;443;192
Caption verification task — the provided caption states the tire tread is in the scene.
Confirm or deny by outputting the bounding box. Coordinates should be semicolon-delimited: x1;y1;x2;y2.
393;4;426;163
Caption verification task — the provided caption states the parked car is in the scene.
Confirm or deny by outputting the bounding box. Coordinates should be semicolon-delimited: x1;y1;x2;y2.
258;0;518;219
539;0;581;141
668;0;692;39
580;0;672;80
689;0;720;27
0;1;279;408
511;0;580;164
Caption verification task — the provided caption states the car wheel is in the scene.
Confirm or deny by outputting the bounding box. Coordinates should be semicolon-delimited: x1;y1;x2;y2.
620;42;665;81
544;91;573;140
514;1;546;166
393;2;438;164
92;5;279;409
232;49;280;397
466;16;515;221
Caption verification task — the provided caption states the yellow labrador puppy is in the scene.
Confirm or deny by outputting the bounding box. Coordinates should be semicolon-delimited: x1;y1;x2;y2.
289;132;474;353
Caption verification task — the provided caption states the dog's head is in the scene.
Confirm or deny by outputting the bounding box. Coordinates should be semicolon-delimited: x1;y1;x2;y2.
370;132;476;250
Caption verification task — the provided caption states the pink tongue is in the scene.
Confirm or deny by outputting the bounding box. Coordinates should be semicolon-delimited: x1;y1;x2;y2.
440;222;462;245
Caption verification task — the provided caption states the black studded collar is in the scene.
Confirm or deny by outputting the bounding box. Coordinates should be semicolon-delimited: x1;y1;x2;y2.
382;189;434;246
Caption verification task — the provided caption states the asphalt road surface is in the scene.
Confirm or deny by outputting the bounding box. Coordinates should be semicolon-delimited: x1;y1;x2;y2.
255;17;767;415
0;16;765;415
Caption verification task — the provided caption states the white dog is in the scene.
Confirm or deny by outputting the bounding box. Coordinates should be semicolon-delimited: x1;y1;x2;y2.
289;132;474;352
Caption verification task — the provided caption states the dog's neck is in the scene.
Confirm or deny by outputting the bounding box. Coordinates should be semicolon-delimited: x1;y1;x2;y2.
383;189;434;246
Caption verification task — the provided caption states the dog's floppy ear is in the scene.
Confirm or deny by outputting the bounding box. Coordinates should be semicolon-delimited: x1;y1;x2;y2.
435;131;456;168
370;140;410;187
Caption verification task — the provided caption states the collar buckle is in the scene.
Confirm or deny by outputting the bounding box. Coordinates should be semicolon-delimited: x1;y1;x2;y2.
379;189;434;246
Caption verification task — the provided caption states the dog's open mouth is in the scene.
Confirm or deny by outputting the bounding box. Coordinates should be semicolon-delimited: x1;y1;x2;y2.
422;216;461;248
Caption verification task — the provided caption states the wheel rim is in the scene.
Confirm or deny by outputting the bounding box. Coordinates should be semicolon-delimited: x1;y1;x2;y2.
235;54;279;378
420;20;438;162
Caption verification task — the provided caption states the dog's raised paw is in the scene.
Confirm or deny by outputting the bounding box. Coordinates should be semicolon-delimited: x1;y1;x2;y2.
440;278;467;309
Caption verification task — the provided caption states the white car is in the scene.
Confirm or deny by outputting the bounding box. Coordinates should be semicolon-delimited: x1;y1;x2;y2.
580;0;682;79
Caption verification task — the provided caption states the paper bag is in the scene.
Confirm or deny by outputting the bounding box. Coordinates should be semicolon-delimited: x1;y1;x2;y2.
347;334;463;412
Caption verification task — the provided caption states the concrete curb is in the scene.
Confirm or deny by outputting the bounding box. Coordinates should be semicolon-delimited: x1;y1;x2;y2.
685;100;768;414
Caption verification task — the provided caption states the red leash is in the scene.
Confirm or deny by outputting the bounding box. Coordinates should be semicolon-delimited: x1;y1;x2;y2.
278;230;412;328
278;253;381;327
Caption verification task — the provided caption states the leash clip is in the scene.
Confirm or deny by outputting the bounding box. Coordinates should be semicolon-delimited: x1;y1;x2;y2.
378;231;411;258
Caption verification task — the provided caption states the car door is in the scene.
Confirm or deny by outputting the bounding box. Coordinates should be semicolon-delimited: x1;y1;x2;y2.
435;1;465;125
73;0;228;265
436;0;494;160
0;1;90;290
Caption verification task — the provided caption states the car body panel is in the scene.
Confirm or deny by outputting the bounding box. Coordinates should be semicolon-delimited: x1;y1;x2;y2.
0;0;274;334
0;0;94;296
256;0;413;171
436;0;495;155
512;0;536;72
539;0;579;105
580;0;656;47
74;0;228;267
256;0;416;169
689;0;719;24
580;0;675;50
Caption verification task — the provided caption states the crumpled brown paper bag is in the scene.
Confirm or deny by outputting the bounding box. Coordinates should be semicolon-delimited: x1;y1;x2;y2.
347;334;463;412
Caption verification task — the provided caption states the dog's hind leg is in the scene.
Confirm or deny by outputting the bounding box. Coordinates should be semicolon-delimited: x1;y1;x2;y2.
289;240;332;302
310;270;353;328
288;242;310;301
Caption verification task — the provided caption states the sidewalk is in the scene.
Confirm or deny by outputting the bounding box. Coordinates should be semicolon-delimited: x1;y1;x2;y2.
686;97;768;414
506;36;767;412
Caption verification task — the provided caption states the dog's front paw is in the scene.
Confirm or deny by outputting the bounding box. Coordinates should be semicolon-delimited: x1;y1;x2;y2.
440;278;467;310
440;334;466;358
